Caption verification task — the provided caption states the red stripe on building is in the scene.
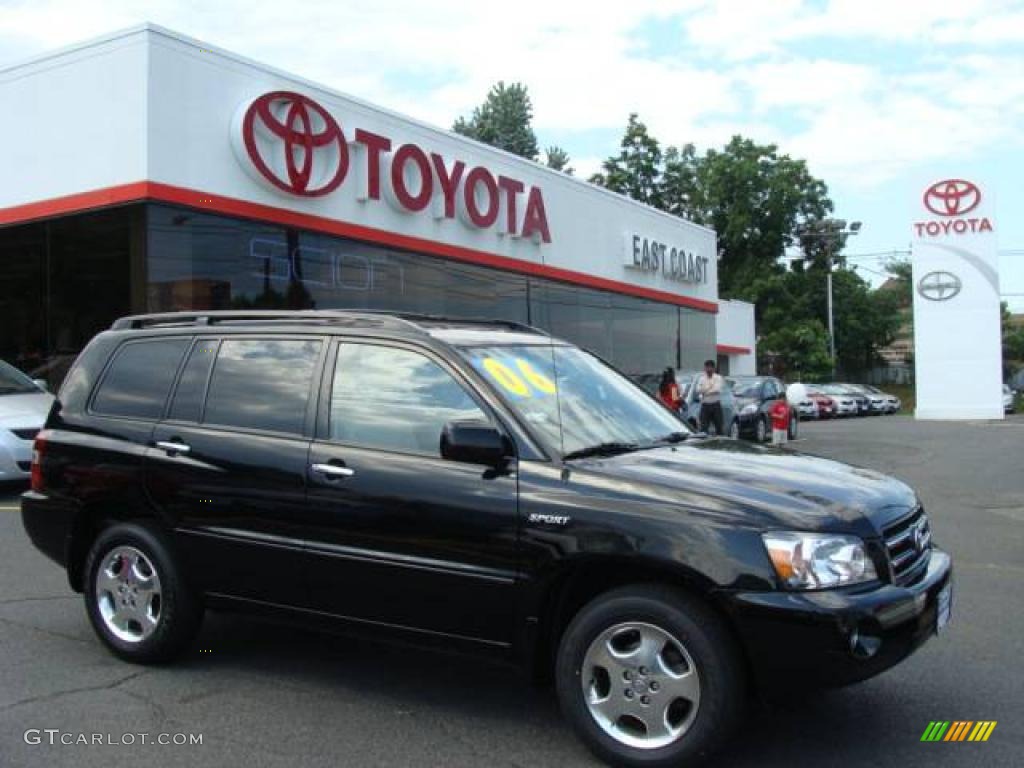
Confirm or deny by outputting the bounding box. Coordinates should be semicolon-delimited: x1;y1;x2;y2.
717;344;751;355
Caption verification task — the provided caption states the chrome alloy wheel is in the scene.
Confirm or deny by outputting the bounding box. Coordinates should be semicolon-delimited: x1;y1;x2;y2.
95;546;163;643
581;622;700;750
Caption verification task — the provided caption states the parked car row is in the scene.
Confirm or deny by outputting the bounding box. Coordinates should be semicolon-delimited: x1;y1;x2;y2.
633;371;904;442
801;383;902;419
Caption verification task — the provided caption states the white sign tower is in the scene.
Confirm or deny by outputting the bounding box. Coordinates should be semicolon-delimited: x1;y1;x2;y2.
911;178;1002;420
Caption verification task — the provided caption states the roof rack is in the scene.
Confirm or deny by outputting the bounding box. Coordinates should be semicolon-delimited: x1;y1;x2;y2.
109;310;423;332
109;309;550;336
350;310;551;337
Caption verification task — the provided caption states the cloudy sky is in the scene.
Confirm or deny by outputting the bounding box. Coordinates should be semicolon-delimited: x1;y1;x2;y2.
2;0;1022;308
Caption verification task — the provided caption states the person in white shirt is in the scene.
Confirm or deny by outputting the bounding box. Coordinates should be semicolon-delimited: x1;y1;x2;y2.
696;359;724;435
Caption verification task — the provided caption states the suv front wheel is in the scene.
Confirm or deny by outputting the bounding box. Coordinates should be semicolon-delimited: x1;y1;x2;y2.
84;522;203;663
555;585;743;768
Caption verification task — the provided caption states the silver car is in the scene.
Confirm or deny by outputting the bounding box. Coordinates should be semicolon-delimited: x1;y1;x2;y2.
863;385;901;414
820;384;859;417
1005;385;1016;414
0;361;54;482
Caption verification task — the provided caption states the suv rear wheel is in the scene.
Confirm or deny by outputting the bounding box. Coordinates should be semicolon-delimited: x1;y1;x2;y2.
84;522;203;663
555;585;743;768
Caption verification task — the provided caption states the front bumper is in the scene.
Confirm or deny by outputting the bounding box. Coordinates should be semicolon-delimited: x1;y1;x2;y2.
0;431;32;481
720;548;953;689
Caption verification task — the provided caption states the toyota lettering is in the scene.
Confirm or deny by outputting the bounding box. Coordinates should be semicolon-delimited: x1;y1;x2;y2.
914;179;993;238
232;91;552;243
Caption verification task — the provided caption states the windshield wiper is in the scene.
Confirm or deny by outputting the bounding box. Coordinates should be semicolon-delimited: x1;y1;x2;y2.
650;431;690;445
562;442;639;461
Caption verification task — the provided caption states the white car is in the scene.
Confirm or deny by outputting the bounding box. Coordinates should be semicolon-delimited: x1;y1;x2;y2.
1005;385;1016;414
0;361;54;482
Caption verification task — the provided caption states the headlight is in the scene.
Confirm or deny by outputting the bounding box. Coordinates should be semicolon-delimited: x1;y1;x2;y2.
740;403;759;415
762;532;877;589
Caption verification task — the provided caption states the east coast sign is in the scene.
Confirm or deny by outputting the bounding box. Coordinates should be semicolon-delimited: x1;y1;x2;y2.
623;233;709;285
231;91;552;244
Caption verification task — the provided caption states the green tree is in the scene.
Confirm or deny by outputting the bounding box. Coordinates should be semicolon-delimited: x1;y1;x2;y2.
590;114;664;208
831;269;903;374
682;137;832;303
587;118;902;377
660;143;700;219
544;145;573;174
760;319;832;381
1002;301;1024;368
453;81;539;160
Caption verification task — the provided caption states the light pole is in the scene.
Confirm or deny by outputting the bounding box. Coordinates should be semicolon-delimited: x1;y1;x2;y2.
796;218;861;376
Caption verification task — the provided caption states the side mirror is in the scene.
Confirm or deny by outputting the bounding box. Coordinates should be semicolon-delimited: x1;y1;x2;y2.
440;420;510;466
33;378;49;392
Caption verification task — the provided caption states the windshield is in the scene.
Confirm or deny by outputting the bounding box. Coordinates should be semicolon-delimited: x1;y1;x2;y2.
459;344;687;457
0;360;39;396
730;379;763;398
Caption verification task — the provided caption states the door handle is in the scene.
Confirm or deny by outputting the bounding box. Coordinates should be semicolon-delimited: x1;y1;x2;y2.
311;463;355;478
156;440;191;455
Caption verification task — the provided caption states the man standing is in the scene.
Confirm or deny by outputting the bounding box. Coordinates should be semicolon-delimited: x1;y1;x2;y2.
696;359;724;435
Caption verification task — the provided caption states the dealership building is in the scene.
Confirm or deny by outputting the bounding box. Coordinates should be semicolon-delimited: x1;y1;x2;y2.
0;25;755;388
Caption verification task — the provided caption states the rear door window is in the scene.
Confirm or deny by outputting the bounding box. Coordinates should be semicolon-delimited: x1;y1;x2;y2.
202;338;322;435
92;339;189;419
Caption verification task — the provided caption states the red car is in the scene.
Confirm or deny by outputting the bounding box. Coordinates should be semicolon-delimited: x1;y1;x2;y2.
805;386;837;419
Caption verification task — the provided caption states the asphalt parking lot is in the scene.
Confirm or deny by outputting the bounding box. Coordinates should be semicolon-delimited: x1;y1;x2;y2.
1;414;1022;767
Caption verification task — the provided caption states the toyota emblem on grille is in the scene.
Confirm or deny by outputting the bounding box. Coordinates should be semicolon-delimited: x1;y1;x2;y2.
912;520;927;553
917;271;962;302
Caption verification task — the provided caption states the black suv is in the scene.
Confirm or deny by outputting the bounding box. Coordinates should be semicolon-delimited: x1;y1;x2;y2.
22;311;953;768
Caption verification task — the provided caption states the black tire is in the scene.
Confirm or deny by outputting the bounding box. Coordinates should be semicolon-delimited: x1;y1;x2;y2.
555;585;744;768
755;416;767;443
788;414;798;441
83;521;203;663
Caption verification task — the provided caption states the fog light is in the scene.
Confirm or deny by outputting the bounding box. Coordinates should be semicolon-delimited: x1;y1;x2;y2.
849;627;882;659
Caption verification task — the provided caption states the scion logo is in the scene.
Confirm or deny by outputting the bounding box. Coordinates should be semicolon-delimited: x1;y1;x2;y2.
237;91;348;197
923;179;981;217
917;271;962;302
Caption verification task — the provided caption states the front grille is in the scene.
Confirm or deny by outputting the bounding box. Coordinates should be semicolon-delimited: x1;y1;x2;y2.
11;428;39;441
884;507;932;584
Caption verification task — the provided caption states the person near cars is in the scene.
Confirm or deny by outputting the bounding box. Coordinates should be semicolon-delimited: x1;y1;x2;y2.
769;392;791;446
657;367;681;412
696;359;724;435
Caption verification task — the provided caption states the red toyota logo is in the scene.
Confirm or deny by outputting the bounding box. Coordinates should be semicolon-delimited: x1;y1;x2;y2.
923;179;981;217
241;91;348;196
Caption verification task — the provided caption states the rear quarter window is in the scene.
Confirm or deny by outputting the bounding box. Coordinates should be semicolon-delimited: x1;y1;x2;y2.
91;339;189;419
202;338;322;435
